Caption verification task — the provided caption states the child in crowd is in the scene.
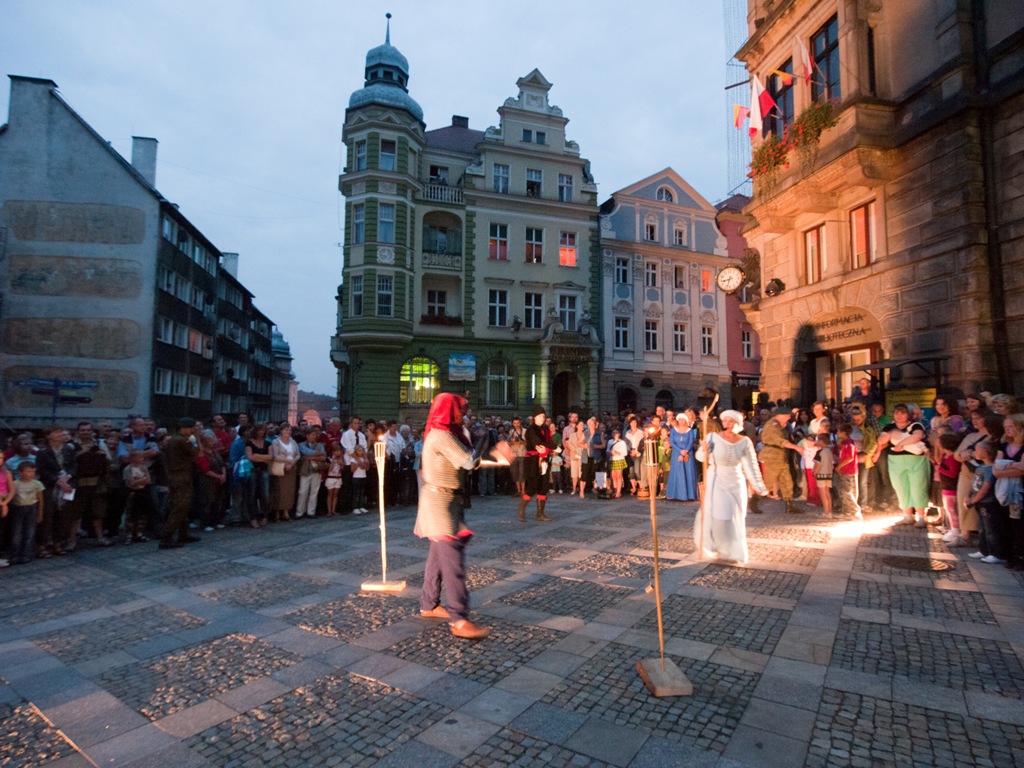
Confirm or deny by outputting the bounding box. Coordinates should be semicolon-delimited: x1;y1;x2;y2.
814;432;835;516
966;441;1005;564
9;462;44;565
835;424;862;518
324;445;344;516
123;449;155;543
347;444;369;515
798;430;821;506
0;454;13;567
656;425;672;499
934;433;965;545
550;447;565;494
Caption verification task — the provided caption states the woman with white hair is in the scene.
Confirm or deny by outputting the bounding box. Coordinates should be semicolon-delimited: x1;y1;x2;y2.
694;409;769;563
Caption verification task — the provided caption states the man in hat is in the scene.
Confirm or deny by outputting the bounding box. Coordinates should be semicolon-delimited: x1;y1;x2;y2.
159;418;199;549
760;406;801;514
517;404;555;522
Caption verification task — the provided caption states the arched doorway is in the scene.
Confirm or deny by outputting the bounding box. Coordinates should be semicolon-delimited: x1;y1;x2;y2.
654;389;674;411
617;387;638;416
551;371;580;420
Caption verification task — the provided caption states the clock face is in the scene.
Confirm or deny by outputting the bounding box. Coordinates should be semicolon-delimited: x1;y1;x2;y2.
716;266;746;294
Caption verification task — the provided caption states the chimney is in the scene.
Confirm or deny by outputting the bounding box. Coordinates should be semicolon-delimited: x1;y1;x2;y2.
452;115;469;128
131;136;158;187
221;252;239;278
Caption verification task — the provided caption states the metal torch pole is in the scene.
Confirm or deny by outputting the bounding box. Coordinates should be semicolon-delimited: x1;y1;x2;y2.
645;433;666;669
374;442;388;582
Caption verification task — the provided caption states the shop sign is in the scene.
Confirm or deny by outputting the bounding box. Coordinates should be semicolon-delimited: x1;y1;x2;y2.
448;353;476;381
550;345;593;363
801;307;882;351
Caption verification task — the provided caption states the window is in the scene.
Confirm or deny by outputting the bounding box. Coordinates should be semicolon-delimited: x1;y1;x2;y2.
423;225;453;254
674;228;686;247
191;287;205;310
186;374;201;399
673;323;688;353
188;328;204;354
351;275;363;316
428;165;449;184
493;163;510;194
157;317;174;344
171;371;186;397
850;201;876;269
525;228;543;263
615;257;630;284
804;224;826;283
766;59;795;138
657;187;674;202
378;203;395;243
644;262;658;288
558;294;578;332
161;217;176;242
173;324;188;349
522;129;533;142
741;330;753;359
489;223;509;260
154;368;171;395
674;265;687;288
484;358;515;408
354;140;367;171
380;138;397;171
614;317;630;350
426;289;446;317
524;292;543;329
644;321;659;352
400;357;439;405
558;173;573;202
488;289;508;327
811;15;841;102
175;277;191;303
535;131;546;145
159;267;175;294
701;269;713;292
701;326;714;356
559;232;577;266
352;204;365;244
645;221;657;241
526;169;542;198
377;275;393;317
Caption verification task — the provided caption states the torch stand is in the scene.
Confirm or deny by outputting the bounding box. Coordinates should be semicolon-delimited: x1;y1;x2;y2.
360;442;406;593
635;434;693;697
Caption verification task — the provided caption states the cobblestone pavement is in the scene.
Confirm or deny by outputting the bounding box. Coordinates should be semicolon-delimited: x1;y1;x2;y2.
1;494;1022;767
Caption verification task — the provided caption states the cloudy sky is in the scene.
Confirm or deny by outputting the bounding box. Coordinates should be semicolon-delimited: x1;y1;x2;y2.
2;0;746;395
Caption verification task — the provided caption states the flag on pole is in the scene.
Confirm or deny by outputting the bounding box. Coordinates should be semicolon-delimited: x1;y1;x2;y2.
733;104;750;129
797;36;813;83
771;69;794;86
758;78;779;119
749;78;763;138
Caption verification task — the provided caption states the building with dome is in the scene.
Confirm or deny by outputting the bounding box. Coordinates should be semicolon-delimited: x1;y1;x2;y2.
271;328;298;424
332;17;601;420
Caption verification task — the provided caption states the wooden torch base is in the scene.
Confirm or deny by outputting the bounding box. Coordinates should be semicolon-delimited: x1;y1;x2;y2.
636;657;694;698
360;580;407;593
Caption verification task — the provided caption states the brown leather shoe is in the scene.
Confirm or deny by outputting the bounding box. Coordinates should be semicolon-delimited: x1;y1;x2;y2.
419;605;449;619
450;619;490;639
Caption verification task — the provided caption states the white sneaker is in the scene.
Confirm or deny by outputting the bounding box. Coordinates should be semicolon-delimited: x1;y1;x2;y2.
203;526;214;533
914;519;928;529
968;551;985;559
895;516;915;526
941;531;958;543
0;558;9;568
981;555;1005;564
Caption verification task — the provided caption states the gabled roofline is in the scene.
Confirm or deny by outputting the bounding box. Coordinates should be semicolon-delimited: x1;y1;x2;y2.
604;167;717;213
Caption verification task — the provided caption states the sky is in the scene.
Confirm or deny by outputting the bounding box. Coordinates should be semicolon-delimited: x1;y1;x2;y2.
1;0;742;396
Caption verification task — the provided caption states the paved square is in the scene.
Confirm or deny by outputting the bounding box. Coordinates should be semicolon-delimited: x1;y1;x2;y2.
687;564;809;601
0;588;138;628
570;552;670;579
160;561;272;588
844;578;997;624
622;532;697;554
549;525;613;544
746;525;832;544
748;542;824;567
634;594;790;655
0;563;114;611
463;726;614;767
321;551;424;577
0;701;78;766
852;551;972;583
282;593;416;641
405;564;515;591
483;542;577;565
498;576;634;620
202;574;329;609
858;530;952;554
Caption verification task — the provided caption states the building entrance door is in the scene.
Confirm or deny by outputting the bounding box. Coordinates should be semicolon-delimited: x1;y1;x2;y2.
617;387;638;415
552;371;579;420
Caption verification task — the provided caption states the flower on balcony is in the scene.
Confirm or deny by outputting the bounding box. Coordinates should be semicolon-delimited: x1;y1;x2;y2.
748;133;790;195
786;100;838;172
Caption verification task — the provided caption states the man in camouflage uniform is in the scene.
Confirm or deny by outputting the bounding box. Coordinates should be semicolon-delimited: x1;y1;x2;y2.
760;407;801;514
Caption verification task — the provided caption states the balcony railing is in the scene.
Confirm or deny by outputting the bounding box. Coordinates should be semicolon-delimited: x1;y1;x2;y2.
422;251;463;270
423;184;463;204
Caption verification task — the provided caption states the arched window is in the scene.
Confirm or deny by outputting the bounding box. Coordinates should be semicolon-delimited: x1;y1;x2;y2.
656;187;674;202
400;357;439;405
484;358;516;408
655;389;674;410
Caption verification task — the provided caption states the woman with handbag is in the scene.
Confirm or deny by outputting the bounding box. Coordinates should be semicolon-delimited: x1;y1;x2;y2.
666;411;699;501
269;423;299;522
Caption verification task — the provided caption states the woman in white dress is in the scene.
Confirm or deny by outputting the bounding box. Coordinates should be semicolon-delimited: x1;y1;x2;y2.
695;409;769;564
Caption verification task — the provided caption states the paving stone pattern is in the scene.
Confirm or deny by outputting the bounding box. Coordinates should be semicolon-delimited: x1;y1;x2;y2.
549;525;612;544
463;726;614;767
859;530;953;554
0;564;113;611
498;576;634;620
0;701;78;766
263;540;352;563
33;605;206;663
746;525;832;544
688;564;809;601
541;641;760;753
808;688;1024;768
188;672;448;767
853;551;973;583
844;578;998;624
202;574;328;609
405;564;515;591
635;594;790;655
160;561;273;588
748;541;825;568
283;593;415;641
622;533;696;554
0;588;137;627
832;619;1024;697
571;552;674;580
99;633;301;719
320;551;423;577
483;542;577;566
588;514;646;529
386;617;566;684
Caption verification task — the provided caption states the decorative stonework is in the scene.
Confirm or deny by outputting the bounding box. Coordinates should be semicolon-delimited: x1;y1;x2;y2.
644;304;663;318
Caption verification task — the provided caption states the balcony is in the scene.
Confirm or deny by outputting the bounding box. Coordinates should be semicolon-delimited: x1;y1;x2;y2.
422;184;463;204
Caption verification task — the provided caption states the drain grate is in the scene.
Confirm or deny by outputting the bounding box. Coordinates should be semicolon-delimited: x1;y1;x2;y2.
879;555;955;572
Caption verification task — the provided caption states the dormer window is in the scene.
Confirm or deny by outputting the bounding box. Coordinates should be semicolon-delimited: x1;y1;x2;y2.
656;187;674;202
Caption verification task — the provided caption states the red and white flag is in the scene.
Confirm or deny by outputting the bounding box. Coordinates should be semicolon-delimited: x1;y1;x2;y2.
749;76;776;138
797;36;813;83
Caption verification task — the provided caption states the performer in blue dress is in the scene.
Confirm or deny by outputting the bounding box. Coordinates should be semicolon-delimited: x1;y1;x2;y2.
666;411;699;501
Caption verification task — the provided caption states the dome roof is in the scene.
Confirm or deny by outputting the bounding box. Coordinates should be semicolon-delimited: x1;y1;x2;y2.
347;14;423;122
271;328;291;356
365;42;408;74
349;84;423;121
